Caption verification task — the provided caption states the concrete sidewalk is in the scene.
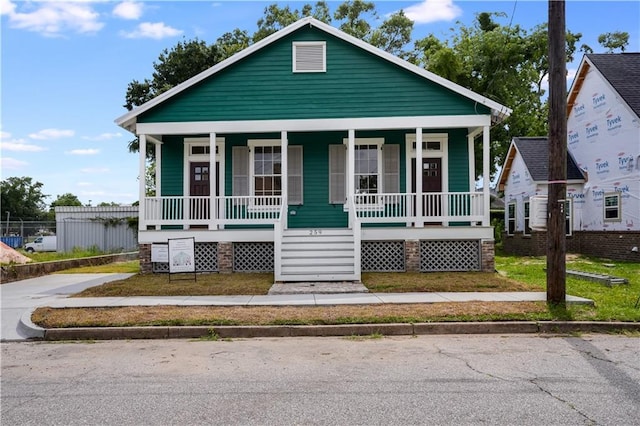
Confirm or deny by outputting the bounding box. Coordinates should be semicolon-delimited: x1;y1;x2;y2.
2;273;599;342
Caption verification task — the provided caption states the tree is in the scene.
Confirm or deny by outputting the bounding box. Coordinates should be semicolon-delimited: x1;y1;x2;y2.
597;31;629;53
0;177;48;220
97;202;121;207
253;2;332;42
410;12;582;178
334;0;376;40
124;38;221;158
46;193;83;220
50;193;82;209
369;10;413;57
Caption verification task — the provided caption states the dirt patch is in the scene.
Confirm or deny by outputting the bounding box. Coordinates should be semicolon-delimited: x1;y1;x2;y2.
32;302;549;328
0;242;31;265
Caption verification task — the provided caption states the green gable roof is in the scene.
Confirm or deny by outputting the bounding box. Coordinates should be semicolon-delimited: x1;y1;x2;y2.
116;17;510;130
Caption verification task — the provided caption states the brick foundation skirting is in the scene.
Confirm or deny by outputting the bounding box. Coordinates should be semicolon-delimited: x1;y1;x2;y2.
481;241;495;272
405;240;420;272
217;242;233;273
503;231;640;262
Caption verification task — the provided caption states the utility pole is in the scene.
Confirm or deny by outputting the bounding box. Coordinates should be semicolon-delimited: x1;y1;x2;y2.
547;0;567;306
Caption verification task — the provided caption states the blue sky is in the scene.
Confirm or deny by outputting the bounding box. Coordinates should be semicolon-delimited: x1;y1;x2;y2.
1;0;639;207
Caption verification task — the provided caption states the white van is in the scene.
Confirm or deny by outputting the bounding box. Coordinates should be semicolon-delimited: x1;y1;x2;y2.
25;236;57;253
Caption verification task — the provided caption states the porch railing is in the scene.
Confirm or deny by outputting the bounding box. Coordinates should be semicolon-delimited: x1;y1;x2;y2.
353;192;484;223
142;195;283;228
141;192;485;228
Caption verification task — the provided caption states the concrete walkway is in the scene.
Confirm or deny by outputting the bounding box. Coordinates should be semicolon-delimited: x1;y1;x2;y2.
2;273;594;341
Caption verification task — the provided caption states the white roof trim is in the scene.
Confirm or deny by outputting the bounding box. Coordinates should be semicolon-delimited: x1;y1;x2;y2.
115;17;511;131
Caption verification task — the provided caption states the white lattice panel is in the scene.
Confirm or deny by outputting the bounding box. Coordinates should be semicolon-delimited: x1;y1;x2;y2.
234;242;274;272
362;241;405;272
153;242;217;273
420;240;480;271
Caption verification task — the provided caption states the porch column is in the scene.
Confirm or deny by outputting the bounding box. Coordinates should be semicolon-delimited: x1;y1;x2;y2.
153;140;161;230
209;132;217;230
138;134;147;231
467;131;475;227
347;129;355;227
281;130;288;229
415;128;423;227
482;125;490;226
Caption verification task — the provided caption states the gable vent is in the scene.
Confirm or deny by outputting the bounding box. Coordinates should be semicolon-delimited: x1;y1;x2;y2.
293;42;326;73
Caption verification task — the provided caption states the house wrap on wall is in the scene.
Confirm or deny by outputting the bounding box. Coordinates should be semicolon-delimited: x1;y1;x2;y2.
115;17;511;280
498;53;640;261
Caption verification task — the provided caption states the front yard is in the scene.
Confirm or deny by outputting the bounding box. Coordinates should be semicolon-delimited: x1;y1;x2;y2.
31;254;640;328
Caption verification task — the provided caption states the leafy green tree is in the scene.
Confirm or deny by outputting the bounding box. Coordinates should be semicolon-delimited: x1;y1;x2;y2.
97;202;121;207
410;12;582;177
50;193;82;209
369;10;413;57
215;28;251;59
0;177;48;220
253;2;332;42
334;0;376;40
597;31;629;53
47;193;83;220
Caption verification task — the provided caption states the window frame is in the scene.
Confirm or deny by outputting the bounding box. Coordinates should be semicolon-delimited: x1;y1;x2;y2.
603;192;622;222
247;140;282;210
343;138;385;210
565;199;573;236
523;199;531;236
507;201;516;236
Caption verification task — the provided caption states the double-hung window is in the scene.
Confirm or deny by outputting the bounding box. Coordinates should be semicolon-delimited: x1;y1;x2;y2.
253;145;282;198
232;141;303;207
523;200;531;236
507;202;516;235
329;138;398;206
604;193;621;222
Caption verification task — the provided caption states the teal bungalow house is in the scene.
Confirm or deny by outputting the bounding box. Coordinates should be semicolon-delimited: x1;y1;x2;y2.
116;17;511;282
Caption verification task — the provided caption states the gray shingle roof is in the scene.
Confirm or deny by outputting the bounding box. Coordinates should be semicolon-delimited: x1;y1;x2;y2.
587;53;640;117
513;137;585;181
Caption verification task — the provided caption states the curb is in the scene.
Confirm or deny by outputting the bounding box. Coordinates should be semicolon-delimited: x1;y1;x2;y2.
34;321;640;341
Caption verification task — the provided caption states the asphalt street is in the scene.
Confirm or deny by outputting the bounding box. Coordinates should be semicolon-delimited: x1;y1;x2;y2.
2;335;639;425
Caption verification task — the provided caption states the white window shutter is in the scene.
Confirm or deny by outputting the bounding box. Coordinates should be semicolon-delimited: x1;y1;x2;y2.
329;144;346;204
232;146;249;196
288;145;303;205
382;144;400;193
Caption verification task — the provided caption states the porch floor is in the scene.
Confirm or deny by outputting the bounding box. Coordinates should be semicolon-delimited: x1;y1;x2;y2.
269;282;368;295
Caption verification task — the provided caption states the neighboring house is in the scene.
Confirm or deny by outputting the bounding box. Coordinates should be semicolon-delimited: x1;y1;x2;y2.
115;17;511;281
55;206;138;253
498;53;640;261
497;137;586;254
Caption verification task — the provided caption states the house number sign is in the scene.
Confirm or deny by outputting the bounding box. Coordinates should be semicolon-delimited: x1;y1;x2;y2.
309;229;322;235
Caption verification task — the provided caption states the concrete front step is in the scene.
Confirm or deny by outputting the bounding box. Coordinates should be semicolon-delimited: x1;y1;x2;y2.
268;281;369;294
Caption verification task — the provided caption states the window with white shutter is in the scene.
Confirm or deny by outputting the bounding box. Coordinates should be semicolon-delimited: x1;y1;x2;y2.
293;42;326;72
288;145;303;205
329;144;346;204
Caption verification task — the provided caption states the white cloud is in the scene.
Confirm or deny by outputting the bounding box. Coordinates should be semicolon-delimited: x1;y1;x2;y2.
1;138;47;152
0;0;16;16
0;131;12;139
81;167;110;173
403;0;462;24
82;132;122;141
29;128;75;140
113;1;143;20
68;148;100;155
2;0;104;37
77;182;93;187
1;156;28;170
121;22;182;39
